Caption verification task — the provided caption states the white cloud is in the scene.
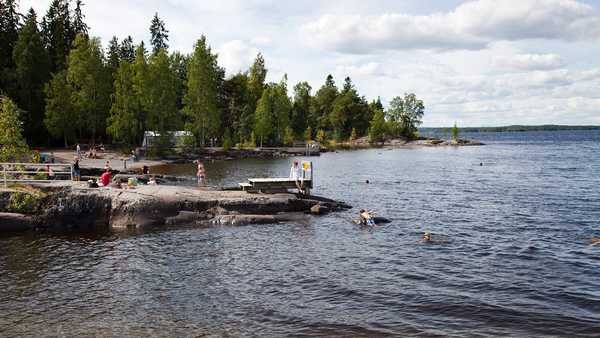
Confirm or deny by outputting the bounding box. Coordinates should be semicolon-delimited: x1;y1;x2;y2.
303;0;600;53
216;40;260;75
335;62;386;77
494;53;565;70
251;36;273;45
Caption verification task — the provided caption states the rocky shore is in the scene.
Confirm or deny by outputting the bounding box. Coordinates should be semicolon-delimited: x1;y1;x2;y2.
0;183;351;233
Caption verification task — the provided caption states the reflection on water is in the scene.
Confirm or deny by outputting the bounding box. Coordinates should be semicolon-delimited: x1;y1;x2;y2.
1;130;600;337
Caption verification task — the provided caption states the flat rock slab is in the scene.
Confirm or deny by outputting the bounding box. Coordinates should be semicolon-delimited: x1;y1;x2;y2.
30;183;350;230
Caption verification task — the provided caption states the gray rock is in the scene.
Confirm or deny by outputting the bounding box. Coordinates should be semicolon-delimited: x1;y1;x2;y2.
310;203;330;215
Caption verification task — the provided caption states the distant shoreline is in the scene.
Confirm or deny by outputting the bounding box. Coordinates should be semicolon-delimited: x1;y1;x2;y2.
421;125;600;133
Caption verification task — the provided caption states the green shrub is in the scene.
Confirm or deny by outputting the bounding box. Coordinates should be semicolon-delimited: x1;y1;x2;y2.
7;191;43;213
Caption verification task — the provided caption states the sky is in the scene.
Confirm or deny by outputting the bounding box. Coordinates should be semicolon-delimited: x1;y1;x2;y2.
20;0;600;126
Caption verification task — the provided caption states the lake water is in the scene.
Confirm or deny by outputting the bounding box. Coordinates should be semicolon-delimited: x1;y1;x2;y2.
1;130;600;337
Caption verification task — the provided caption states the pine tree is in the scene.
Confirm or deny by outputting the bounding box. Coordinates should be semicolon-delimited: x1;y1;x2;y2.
119;35;135;62
44;70;75;147
71;0;88;37
42;0;72;72
106;36;120;75
311;74;338;131
0;0;21;95
12;8;50;144
183;36;223;146
149;12;168;54
291;81;311;137
0;95;30;162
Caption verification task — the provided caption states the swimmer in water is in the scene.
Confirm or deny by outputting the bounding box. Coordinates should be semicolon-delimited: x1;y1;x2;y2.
422;232;431;242
590;238;600;246
359;209;376;226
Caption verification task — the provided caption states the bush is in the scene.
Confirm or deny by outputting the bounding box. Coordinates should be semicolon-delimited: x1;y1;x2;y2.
7;191;44;214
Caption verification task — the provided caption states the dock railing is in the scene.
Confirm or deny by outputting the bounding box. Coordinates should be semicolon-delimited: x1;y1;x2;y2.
1;163;73;187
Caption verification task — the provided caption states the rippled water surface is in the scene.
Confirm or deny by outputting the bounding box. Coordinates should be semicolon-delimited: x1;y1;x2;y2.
2;130;600;337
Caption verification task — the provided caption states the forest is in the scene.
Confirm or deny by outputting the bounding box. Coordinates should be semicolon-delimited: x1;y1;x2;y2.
0;0;425;152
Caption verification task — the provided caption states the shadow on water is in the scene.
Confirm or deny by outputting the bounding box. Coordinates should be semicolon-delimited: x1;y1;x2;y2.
2;130;600;337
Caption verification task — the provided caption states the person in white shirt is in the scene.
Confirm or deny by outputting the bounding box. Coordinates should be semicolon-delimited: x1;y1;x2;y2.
289;160;304;194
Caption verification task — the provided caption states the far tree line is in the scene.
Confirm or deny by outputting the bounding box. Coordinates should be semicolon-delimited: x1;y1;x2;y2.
0;0;425;151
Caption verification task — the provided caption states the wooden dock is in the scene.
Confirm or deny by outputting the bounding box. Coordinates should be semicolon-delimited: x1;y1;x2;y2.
239;161;314;194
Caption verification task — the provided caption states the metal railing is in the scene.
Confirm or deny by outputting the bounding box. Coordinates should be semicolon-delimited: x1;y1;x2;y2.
1;163;73;187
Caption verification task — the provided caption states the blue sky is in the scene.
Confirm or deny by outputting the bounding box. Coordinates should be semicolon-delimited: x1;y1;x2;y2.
22;0;600;126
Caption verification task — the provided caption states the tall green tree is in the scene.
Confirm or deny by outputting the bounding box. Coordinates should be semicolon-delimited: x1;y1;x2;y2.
388;93;424;138
12;8;50;144
272;75;292;144
291;81;311;138
369;109;386;143
106;36;120;76
247;53;267;111
0;0;21;96
107;61;143;145
253;77;292;146
119;35;135;62
131;43;148;130
253;86;273;147
329;77;369;140
170;51;188;112
144;49;178;133
44;70;75;147
311;74;337;132
0;95;29;161
42;0;72;72
183;36;223;146
403;93;425;137
222;72;251;144
67;34;112;143
71;0;88;38
149;12;168;54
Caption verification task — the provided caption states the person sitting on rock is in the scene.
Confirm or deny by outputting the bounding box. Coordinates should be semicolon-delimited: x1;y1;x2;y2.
99;169;112;187
359;209;376;226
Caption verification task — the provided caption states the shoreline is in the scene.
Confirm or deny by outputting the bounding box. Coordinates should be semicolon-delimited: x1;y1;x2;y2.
42;137;484;168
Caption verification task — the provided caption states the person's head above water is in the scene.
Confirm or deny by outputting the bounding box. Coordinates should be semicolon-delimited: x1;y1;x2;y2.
293;160;298;166
423;232;431;241
359;209;365;213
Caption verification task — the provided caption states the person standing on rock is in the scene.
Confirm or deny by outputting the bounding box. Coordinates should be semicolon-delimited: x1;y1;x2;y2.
289;160;304;194
195;160;206;186
72;157;81;181
76;144;81;158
